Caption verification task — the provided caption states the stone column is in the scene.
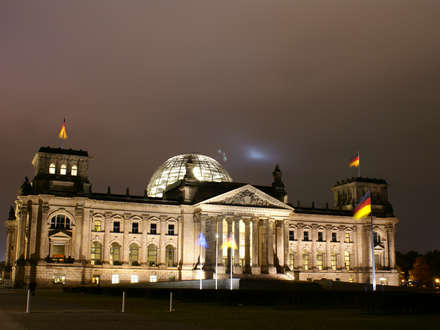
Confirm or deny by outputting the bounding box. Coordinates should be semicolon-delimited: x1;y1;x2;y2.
29;203;39;258
15;206;27;261
352;226;358;270
140;214;149;265
283;221;289;270
233;216;242;274
227;218;233;272
103;212;111;264
384;226;390;268
159;216;167;266
276;221;284;269
39;203;50;259
176;215;182;268
388;225;396;268
338;226;345;269
122;214;130;264
200;215;207;265
244;219;251;273
356;224;364;269
296;224;303;269
74;206;84;260
267;219;276;274
251;218;260;274
311;224;317;270
325;225;331;271
217;216;224;266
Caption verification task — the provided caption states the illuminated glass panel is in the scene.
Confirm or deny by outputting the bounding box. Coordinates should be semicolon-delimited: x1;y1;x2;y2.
129;244;139;264
71;165;78;176
317;252;324;270
91;242;102;264
60;164;67;175
49;163;56;174
112;274;120;284
146;154;233;197
344;251;351;270
331;253;337;270
110;243;120;265
302;252;309;270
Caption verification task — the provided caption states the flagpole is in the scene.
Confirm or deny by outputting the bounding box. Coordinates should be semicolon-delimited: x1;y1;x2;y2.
215;219;218;290
370;191;376;292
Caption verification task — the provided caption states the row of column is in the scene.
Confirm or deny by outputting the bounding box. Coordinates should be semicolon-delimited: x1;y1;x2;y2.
197;215;283;275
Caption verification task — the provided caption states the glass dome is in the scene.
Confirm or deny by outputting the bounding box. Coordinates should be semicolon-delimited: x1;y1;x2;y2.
146;154;233;198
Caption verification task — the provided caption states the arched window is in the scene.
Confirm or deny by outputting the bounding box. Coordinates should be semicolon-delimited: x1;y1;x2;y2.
49;163;56;174
71;165;78;176
110;243;121;265
91;242;102;265
330;252;337;270
166;245;175;267
147;244;157;266
93;220;102;232
60;164;67;175
50;215;71;230
129;244;139;265
289;251;295;269
344;251;351;270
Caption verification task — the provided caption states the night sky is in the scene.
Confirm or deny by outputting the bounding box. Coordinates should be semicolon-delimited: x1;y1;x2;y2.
1;1;439;259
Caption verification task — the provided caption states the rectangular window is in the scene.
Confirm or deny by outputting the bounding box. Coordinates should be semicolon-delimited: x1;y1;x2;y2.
112;274;120;284
150;223;157;235
289;230;294;241
113;222;120;233
344;232;350;243
303;231;309;241
149;275;157;283
302;253;309;270
52;244;65;258
331;253;337;270
316;253;323;270
344;252;351;270
132;222;139;234
331;232;337;242
130;275;139;283
168;224;174;235
318;232;323;241
92;275;100;285
289;252;295;269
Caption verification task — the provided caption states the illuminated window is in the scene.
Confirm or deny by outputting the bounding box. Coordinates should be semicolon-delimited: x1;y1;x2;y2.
71;165;78;176
330;253;337;270
149;275;157;282
50;215;71;230
168;224;174;235
113;221;120;233
60;164;67;175
53;275;65;284
147;244;157;266
289;251;295;269
129;244;139;265
110;243;121;265
49;163;56;174
302;252;309;270
132;222;139;233
130;275;139;283
92;275;100;285
166;245;175;267
111;274;120;284
91;242;102;265
303;231;309;241
318;232;324;242
150;223;157;234
344;251;351;270
93;220;102;232
316;252;324;270
345;232;351;243
289;230;295;241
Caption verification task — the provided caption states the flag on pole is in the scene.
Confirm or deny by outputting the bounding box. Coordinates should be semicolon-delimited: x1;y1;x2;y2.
197;232;208;249
221;236;237;250
349;153;359;167
353;192;371;219
58;119;68;140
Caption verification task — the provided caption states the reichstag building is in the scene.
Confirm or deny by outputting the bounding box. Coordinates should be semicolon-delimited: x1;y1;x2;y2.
3;146;399;286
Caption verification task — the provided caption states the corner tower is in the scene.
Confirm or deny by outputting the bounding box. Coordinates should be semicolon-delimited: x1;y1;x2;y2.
331;177;393;217
30;146;91;195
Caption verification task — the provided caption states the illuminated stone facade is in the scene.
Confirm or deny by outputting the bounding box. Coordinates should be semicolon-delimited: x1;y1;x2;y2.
3;147;399;287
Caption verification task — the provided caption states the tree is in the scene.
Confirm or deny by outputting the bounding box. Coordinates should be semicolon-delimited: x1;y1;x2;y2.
409;256;432;287
396;250;420;280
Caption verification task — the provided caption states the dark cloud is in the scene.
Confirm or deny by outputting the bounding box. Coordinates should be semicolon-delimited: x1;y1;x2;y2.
1;1;439;257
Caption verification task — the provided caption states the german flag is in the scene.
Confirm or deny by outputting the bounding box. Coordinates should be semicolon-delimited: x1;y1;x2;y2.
349;153;359;167
353;192;371;219
58;119;67;140
221;236;238;250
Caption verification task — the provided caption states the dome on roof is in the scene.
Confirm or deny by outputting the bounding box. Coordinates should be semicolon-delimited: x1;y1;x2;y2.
146;154;233;198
